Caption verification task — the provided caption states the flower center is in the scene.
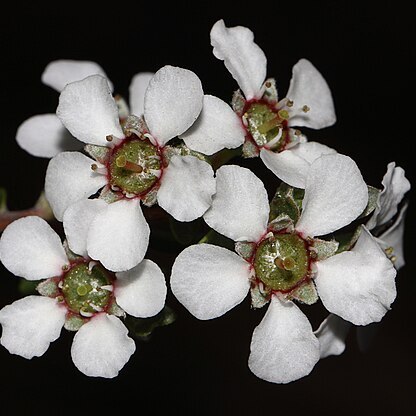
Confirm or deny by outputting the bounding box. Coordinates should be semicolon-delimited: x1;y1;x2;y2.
253;232;310;292
61;262;113;317
243;101;289;150
108;138;162;195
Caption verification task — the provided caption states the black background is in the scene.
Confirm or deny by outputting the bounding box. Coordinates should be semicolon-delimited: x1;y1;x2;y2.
1;2;415;414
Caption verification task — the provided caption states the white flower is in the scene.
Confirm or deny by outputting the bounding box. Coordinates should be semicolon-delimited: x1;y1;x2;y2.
196;19;337;189
45;66;217;271
316;162;410;359
16;59;153;158
0;216;167;378
170;154;397;383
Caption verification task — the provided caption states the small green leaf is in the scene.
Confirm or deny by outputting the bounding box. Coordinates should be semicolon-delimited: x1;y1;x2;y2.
84;144;111;164
64;314;86;331
311;238;339;261
288;280;318;305
250;283;271;309
99;187;123;204
36;278;60;297
242;140;260;158
108;300;126;318
335;227;362;253
122;114;148;136
231;89;246;115
235;241;256;260
268;214;294;233
359;185;381;218
269;183;304;223
141;185;159;207
62;240;84;262
125;305;176;341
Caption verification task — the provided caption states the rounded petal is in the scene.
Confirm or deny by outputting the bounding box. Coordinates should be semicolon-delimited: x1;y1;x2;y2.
204;165;269;242
248;296;320;384
71;314;135;378
16;114;80;158
144;66;204;146
129;72;154;116
286;59;336;129
63;199;108;258
289;141;337;164
315;226;397;326
210;19;267;100
42;59;112;92
57;75;124;146
115;259;167;318
296;154;368;237
314;314;351;359
45;152;107;221
0;216;68;280
87;199;149;272
260;148;310;189
367;162;411;230
170;244;251;320
0;296;66;359
157;155;216;222
180;95;245;155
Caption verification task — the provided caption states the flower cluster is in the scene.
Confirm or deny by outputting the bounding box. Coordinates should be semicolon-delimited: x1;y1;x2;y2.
0;20;410;381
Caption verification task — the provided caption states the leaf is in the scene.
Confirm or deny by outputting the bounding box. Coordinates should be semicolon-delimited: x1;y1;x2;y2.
335;227;362;253
235;241;256;260
84;144;111;164
311;238;339;261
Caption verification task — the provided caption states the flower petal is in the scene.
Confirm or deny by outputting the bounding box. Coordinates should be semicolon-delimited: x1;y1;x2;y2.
180;94;245;155
42;59;112;92
0;217;68;280
210;19;267;100
144;66;203;146
315;226;397;325
289;141;337;164
170;244;251;320
63;199;108;258
314;314;351;359
129;72;154;116
260;148;310;189
367;162;411;230
377;202;409;270
45;152;107;221
204;165;269;242
16;114;80;158
57;75;124;146
71;314;135;378
115;259;167;318
157;155;216;222
286;59;336;129
0;296;66;358
296;154;368;237
87;199;149;272
248;296;320;384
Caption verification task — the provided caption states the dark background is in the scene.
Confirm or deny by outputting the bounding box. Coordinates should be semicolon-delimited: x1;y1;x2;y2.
1;2;415;414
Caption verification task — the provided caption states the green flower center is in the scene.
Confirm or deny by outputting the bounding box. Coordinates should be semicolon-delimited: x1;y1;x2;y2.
253;233;310;292
61;263;113;316
244;101;288;150
109;138;162;195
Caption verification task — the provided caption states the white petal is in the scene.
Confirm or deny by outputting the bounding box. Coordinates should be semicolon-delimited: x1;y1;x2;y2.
0;217;68;280
71;314;135;378
289;141;337;164
115;259;167;318
286;59;336;129
87;199;149;272
315;226;397;326
204;165;269;242
377;202;409;270
157;155;216;222
260;148;310;189
144;66;204;146
180;95;245;155
170;244;251;320
42;59;112;92
63;199;108;258
57;75;124;146
296;154;368;237
0;296;66;359
314;314;351;359
210;19;267;100
16;114;80;158
45;152;107;221
129;72;154;116
248;296;320;384
367;162;411;230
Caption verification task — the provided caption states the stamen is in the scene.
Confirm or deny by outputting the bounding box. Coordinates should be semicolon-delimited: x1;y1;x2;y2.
88;261;98;274
302;105;310;113
115;155;143;173
101;285;113;292
242;115;249;127
62;264;69;271
90;303;103;312
286;99;294;108
390;255;397;263
91;164;107;175
143;133;158;146
111;185;121;191
58;280;64;289
264;128;283;150
294;129;302;136
385;247;394;256
124;192;136;199
265;81;272;88
80;308;94;318
106;135;124;147
149;169;162;178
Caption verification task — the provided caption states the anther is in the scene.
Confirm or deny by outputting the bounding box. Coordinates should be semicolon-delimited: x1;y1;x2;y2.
144;133;158;146
385;247;394;256
106;135;124;147
265;81;272;88
302;105;310;113
286;100;294;108
294;129;302;136
115;155;144;173
91;164;107;175
390;255;397;263
62;264;69;271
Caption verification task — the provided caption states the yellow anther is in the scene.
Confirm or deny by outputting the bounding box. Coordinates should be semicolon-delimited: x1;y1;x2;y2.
294;129;302;136
106;135;113;142
302;105;310;113
286;100;294;107
385;247;394;256
91;163;98;171
265;81;272;88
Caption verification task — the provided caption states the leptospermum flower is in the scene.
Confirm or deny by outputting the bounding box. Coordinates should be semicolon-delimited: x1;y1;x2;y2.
16;59;154;159
0;216;167;378
171;154;397;383
45;66;217;271
205;19;337;188
315;161;410;359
